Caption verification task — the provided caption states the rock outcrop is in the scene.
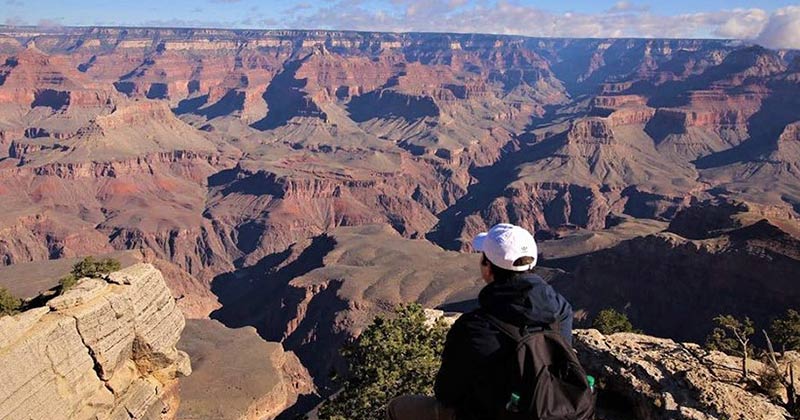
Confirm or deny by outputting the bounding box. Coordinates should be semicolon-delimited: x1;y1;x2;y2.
574;329;788;420
176;319;315;420
0;263;191;420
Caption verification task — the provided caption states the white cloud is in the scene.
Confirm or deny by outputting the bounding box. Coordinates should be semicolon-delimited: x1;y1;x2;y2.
756;6;800;49
280;1;784;40
714;8;769;39
109;0;800;48
611;1;632;12
608;1;649;13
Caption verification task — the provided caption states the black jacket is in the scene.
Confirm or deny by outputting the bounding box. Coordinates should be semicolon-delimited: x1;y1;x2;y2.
434;272;574;420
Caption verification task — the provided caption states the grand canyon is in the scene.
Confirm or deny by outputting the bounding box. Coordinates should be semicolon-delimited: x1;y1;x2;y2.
0;25;799;419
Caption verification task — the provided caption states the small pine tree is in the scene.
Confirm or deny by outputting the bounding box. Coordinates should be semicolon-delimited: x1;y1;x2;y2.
770;309;800;355
58;274;78;295
706;315;755;381
96;257;121;274
71;256;121;279
592;308;635;335
706;327;740;354
317;304;448;420
0;287;21;316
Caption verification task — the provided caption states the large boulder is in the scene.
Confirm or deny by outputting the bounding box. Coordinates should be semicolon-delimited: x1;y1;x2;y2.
0;263;190;420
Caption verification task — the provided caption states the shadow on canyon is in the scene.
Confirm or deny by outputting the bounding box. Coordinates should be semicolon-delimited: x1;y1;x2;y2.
250;57;329;131
209;234;349;415
694;92;800;170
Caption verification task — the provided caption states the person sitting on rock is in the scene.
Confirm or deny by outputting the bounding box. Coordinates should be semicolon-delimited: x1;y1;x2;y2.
386;223;575;420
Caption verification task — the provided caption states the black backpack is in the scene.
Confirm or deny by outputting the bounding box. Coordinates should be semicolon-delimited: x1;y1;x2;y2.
486;315;595;420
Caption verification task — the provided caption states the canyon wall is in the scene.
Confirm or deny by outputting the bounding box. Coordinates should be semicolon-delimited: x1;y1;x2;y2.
1;28;798;280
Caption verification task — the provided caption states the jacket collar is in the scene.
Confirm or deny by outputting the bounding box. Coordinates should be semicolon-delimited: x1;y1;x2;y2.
478;272;557;327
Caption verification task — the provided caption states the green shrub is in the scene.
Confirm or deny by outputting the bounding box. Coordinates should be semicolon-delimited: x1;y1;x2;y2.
592;308;636;334
705;315;755;380
71;256;121;279
0;287;21;316
705;315;755;357
58;274;78;294
770;309;800;355
318;304;448;420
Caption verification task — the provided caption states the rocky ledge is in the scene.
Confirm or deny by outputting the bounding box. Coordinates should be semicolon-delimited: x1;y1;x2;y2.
176;319;315;420
0;263;191;420
575;330;790;420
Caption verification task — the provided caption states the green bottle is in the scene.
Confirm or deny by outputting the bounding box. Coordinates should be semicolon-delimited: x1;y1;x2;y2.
586;375;595;393
505;392;520;412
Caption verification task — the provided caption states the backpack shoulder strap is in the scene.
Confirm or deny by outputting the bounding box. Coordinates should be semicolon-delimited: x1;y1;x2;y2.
485;314;524;341
486;313;561;342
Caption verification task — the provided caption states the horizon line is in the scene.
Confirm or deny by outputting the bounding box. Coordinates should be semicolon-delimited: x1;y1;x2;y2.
0;23;753;45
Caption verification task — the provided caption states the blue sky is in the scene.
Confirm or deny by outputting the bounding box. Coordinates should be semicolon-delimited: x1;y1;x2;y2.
2;1;800;47
2;1;796;26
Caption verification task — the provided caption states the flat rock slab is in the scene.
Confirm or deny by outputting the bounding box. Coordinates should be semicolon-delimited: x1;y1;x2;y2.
176;319;289;420
48;278;109;310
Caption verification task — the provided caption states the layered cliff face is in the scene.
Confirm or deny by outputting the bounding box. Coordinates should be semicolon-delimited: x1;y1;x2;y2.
1;27;799;278
0;263;191;420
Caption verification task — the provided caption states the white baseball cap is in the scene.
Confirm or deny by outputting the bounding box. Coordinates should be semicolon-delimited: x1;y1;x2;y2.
472;223;538;272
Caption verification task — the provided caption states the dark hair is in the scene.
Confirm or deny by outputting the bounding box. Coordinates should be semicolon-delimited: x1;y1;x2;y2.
481;253;535;283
